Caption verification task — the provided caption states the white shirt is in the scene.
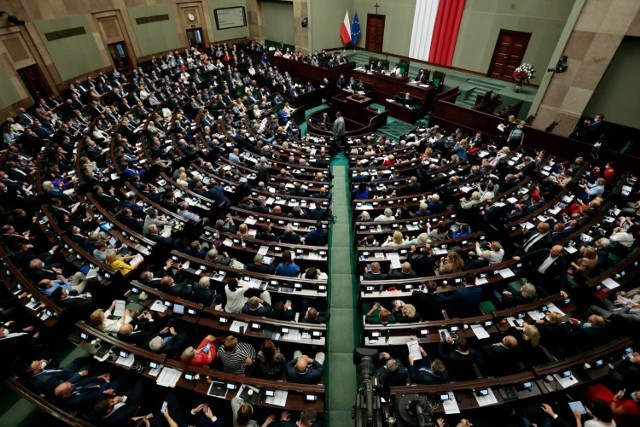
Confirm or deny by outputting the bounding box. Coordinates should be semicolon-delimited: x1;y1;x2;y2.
537;255;558;274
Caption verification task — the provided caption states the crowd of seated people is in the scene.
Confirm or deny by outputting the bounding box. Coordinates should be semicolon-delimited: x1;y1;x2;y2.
344;103;640;426
1;41;338;424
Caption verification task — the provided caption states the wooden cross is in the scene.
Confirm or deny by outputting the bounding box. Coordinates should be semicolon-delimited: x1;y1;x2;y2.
374;2;380;14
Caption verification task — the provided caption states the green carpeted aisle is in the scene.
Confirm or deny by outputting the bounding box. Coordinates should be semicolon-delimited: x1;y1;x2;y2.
325;153;360;426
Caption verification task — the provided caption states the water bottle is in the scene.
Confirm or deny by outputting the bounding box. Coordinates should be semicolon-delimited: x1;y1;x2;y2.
385;329;390;343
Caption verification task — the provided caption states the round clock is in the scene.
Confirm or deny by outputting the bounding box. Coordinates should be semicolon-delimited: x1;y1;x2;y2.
187;13;195;22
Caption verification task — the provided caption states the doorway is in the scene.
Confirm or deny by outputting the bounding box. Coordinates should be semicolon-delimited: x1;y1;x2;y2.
487;30;531;81
186;28;204;49
365;14;385;53
17;64;51;100
108;42;130;70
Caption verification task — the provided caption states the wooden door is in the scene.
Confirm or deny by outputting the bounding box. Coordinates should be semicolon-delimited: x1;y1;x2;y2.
487;30;531;81
186;28;204;49
366;14;385;53
108;42;131;70
17;65;51;100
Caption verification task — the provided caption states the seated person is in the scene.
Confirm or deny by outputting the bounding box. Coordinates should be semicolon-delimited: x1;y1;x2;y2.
286;351;325;384
478;335;521;376
275;250;301;277
377;352;409;386
300;306;331;324
241;295;274;317
363;301;395;325
147;324;189;358
438;336;479;381
493;282;537;308
407;345;449;384
180;334;217;367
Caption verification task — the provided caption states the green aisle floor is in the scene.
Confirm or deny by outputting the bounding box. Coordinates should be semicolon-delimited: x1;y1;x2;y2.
326;153;360;426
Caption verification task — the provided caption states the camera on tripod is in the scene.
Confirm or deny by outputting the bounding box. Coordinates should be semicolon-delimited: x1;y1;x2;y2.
352;348;437;427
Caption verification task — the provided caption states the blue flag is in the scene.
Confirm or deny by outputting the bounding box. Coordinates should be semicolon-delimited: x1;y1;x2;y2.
351;11;361;46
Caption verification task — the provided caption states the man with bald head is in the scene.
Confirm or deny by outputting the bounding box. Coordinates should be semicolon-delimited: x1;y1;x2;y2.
515;244;568;297
286;351;325;384
479;335;521;376
389;262;417;279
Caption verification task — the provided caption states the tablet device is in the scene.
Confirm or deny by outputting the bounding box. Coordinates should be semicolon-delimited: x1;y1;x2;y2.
568;401;586;414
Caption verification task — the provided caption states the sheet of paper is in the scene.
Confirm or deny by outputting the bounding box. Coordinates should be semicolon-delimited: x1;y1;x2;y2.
265;390;288;406
475;277;488;286
554;373;579;389
148;364;163;377
471;324;490;339
113;300;126;318
150;299;168;313
156;367;182;388
116;352;135;367
527;310;545;321
475;388;498;406
244;217;257;225
443;392;460;414
406;340;423;360
498;268;515;278
602;277;621;290
230;320;249;333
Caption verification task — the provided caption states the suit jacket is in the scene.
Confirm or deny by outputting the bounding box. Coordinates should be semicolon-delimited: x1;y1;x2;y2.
439;286;483;318
522;249;568;292
411;290;443;320
285;358;323;384
521;232;553;254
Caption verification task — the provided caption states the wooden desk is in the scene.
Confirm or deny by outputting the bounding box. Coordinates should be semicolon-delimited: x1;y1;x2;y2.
352;69;434;108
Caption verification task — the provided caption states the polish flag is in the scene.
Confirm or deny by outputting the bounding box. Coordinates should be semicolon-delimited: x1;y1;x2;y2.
340;11;352;45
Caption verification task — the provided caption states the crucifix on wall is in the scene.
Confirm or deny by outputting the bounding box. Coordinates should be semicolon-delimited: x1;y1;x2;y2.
374;2;380;14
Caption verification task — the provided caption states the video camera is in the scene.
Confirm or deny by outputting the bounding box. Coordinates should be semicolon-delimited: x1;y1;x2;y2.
352;348;437;427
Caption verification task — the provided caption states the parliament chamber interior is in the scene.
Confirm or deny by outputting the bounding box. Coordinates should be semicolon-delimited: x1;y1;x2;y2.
1;1;640;426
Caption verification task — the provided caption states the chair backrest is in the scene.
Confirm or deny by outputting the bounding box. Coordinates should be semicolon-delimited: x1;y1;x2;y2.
433;71;445;88
398;60;410;76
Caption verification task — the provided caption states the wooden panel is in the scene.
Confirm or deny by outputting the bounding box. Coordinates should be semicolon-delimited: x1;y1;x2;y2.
2;35;31;64
98;16;123;42
181;6;202;27
431;99;640;171
488;30;531;81
366;14;385;53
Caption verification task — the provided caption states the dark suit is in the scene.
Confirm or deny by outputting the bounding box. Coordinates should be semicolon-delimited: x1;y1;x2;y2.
479;344;521;376
438;342;480;381
285;358;323;384
518;232;553;255
377;360;408;386
521;248;568;293
412;290;443;321
439;286;483;318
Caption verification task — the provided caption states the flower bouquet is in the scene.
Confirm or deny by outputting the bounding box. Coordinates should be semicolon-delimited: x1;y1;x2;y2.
513;63;535;84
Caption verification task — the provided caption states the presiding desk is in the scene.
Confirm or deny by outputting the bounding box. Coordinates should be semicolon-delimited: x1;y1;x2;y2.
352;69;434;109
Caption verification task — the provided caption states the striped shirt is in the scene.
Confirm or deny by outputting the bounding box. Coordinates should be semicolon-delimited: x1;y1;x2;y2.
219;342;256;375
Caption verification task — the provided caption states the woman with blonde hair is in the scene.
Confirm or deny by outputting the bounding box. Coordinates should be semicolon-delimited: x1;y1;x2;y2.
521;323;540;348
460;191;482;209
571;246;599;276
439;251;464;274
105;250;136;276
88;300;131;336
475;241;504;264
180;334;217;367
383;230;405;247
406;232;429;246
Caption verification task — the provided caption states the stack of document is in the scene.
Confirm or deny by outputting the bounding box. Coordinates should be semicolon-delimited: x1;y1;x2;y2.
156;367;182;388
